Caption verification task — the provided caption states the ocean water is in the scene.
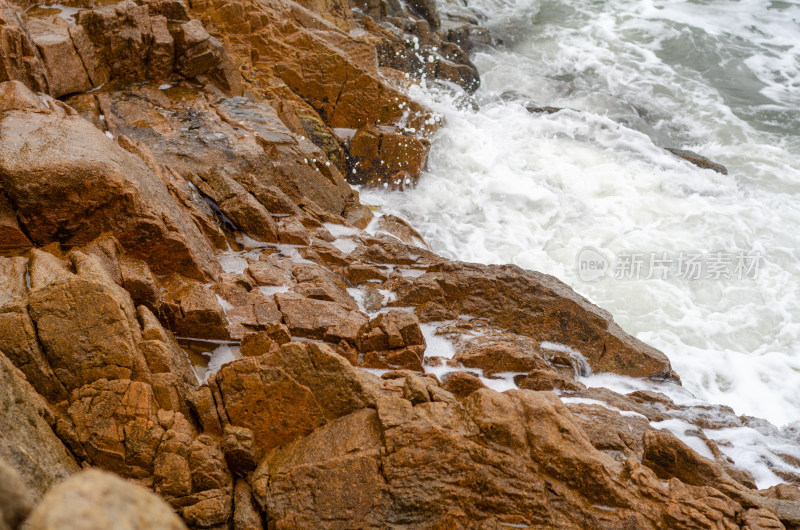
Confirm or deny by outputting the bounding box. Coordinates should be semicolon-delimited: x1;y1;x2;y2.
361;0;800;428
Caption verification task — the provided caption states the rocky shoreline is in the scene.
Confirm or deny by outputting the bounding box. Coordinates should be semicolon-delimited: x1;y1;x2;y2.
1;0;799;528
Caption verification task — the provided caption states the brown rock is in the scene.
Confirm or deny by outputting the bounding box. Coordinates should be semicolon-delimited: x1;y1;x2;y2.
0;191;30;252
161;273;230;340
26;251;151;392
454;342;551;376
221;426;257;476
100;87;351;220
565;402;650;461
291;262;357;309
0;81;220;280
273;31;429;130
0;7;49;94
276;292;368;342
26;17;92;98
0;351;78;498
251;408;390;527
212;354;326;456
518;369;577;391
642;429;728;488
376;214;428;247
403;373;431;404
442;371;486;398
395;263;675;379
666;147;728;175
213;281;282;340
254;388;699;528
239;331;277;358
347;124;428;187
359;309;425;354
346;263;388;284
172;19;223;79
277;217;310;246
344;202;374;229
213;342;372;457
362;344;425;372
245;259;294;287
0;457;35;530
153;452;192;497
66;379;164;476
77;1;153;82
233;480;263;530
147;15;174;79
23;469;188;530
0;263;69;402
186;386;223;436
265;322;292;345
136;305;198;386
120;256;161;313
179;488;234;528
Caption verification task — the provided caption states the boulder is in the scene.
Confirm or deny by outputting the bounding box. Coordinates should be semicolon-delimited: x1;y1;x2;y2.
251;408;389;527
359;309;426;371
291;263;357;309
642;429;729;488
442;371;486;398
212;342;372;457
0;81;220;280
26;17;92;98
98;88;352;221
26;251;151;392
160;274;230;341
275;292;368;342
0;351;78;499
347;124;428;188
0;6;49;93
273;30;429;130
454;342;552;376
0;457;35;530
23;469;188;530
253;387;770;528
0;257;69;403
394;263;675;379
172;19;223;79
233;480;263;530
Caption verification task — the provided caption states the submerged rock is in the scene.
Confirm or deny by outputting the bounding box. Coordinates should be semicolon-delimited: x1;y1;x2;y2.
666;147;729;175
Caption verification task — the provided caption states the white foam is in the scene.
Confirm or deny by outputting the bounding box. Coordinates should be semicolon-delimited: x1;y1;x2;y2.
204;344;240;381
649;418;715;460
420;323;457;359
28;3;82;21
360;0;800;429
330;238;358;255
217;252;250;275
259;285;290;297
561;396;649;421
323;222;361;238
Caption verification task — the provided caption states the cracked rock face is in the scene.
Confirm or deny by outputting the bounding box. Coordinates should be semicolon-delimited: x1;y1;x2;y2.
0;0;798;527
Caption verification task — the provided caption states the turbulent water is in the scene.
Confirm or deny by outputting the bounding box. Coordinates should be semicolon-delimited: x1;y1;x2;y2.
361;0;800;428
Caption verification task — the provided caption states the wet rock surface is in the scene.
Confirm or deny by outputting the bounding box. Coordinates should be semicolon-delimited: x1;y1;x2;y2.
0;0;798;527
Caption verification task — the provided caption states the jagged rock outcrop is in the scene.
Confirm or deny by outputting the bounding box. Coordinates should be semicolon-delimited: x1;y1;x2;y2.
0;0;798;527
0;81;220;280
392;262;676;379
